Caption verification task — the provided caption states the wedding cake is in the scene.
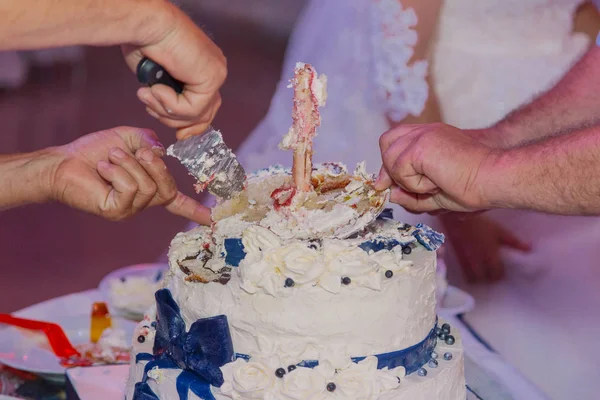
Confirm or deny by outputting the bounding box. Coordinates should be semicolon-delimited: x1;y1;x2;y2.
125;63;466;399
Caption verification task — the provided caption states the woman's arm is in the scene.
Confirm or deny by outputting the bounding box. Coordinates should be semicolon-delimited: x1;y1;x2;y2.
0;0;227;139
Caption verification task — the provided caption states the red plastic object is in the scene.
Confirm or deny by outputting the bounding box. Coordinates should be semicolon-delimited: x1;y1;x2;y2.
0;313;81;360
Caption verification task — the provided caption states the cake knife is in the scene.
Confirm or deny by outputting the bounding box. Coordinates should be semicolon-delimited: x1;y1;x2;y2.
136;58;246;199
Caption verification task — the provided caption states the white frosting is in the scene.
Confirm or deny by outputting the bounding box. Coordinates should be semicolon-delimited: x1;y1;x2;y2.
126;329;466;400
165;243;435;360
238;225;413;297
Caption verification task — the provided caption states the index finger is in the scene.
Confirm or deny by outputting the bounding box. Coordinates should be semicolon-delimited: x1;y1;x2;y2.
112;126;165;154
379;124;422;154
165;191;212;225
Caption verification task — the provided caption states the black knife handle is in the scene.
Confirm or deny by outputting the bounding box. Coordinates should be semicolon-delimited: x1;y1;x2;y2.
136;57;184;94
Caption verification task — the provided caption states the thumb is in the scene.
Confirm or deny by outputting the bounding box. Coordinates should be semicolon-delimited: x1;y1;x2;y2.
374;165;394;191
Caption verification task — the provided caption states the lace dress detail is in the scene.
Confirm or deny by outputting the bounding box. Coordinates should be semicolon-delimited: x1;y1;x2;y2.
433;0;589;128
370;0;428;121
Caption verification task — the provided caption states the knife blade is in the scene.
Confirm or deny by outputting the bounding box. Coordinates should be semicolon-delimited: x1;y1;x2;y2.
166;128;246;198
136;57;246;199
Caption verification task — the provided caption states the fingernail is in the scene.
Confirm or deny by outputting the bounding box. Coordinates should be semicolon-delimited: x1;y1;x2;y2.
97;160;109;169
152;145;165;157
166;108;173;114
139;148;154;162
110;148;126;159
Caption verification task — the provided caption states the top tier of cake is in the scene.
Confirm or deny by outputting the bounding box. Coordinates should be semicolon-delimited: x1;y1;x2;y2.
162;164;444;363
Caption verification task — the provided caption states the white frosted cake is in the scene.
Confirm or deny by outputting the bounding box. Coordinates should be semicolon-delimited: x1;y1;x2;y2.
125;63;465;399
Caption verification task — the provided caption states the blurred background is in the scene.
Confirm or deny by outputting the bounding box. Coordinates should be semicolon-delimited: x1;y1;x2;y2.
0;1;306;312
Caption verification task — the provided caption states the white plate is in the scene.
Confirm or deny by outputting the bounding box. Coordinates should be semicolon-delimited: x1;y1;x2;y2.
439;285;475;316
98;263;167;321
0;290;136;381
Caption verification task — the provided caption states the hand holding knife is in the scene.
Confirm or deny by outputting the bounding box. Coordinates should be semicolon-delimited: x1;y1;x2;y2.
136;58;246;200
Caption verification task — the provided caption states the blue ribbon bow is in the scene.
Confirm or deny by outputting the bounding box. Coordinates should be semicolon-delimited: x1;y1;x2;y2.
133;289;234;400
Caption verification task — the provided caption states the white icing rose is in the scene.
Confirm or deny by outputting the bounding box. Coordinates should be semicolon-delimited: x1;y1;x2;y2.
334;357;380;400
268;243;324;285
242;226;281;253
280;367;327;400
224;359;276;399
376;366;406;391
324;243;374;277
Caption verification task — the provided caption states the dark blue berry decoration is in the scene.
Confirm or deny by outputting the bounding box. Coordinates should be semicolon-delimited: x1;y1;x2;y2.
441;323;451;334
326;382;337;392
287;365;297;372
417;368;428;377
430;351;438;359
150;321;157;328
284;278;295;287
443;352;453;361
275;368;286;378
385;270;394;278
445;335;455;345
428;359;438;368
341;277;351;285
402;246;412;255
412;223;445;251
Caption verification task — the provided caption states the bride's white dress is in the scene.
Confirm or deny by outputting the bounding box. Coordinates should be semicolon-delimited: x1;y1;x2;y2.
204;0;600;397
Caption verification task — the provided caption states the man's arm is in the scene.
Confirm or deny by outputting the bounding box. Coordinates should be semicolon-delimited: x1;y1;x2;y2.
0;127;212;224
481;46;600;148
0;0;174;50
0;150;56;211
483;124;600;215
376;123;600;216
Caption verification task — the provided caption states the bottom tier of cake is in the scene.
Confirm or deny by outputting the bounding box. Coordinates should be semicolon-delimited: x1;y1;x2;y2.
126;322;465;400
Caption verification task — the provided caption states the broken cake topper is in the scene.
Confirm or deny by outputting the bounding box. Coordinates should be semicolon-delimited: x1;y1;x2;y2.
279;62;328;192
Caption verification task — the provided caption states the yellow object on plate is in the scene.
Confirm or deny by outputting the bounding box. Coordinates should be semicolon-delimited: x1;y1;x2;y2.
90;302;112;343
